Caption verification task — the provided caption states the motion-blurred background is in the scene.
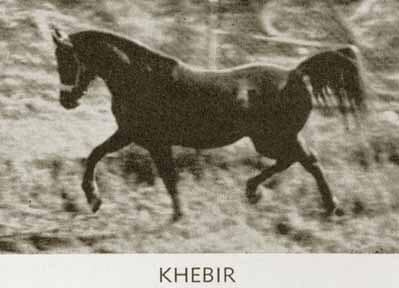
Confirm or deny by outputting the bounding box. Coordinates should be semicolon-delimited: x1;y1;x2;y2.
1;0;399;253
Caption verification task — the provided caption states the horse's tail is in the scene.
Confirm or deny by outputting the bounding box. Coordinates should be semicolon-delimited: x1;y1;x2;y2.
295;45;368;118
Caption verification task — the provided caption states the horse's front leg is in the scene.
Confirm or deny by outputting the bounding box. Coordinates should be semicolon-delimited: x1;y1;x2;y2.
150;146;182;222
82;129;132;212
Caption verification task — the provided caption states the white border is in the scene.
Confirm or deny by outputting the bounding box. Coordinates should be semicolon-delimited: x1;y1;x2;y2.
1;254;398;288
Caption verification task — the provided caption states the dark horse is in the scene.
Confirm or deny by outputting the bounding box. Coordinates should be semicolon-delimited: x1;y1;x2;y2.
52;27;367;221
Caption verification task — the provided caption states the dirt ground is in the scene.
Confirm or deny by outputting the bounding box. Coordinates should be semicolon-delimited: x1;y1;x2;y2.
1;0;399;253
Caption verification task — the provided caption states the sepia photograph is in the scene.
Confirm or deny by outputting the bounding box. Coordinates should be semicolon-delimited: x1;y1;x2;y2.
0;0;399;253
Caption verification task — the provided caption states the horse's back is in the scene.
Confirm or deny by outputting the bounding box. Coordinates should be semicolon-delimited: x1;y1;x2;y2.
153;63;290;148
170;62;288;110
174;62;288;90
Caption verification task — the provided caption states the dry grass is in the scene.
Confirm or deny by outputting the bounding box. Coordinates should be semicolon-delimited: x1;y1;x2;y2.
1;0;399;253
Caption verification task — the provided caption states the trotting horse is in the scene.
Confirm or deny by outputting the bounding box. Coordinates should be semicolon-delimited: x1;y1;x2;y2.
52;27;367;221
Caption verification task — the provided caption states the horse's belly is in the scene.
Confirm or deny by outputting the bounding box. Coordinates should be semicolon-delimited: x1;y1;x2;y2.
111;86;255;148
172;104;252;148
176;124;244;149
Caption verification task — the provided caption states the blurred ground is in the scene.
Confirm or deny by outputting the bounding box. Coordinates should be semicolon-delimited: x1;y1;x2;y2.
1;0;399;253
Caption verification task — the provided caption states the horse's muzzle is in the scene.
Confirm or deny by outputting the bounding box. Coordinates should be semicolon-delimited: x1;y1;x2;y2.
60;92;79;110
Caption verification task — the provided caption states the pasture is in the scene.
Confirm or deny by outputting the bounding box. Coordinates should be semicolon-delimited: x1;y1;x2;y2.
1;0;399;253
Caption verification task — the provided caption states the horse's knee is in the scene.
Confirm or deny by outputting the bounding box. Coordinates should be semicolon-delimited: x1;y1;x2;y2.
87;145;104;165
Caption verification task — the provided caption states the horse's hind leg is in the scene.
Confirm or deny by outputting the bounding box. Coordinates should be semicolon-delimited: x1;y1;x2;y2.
248;134;343;216
82;129;132;212
295;136;343;216
150;146;182;222
246;160;293;204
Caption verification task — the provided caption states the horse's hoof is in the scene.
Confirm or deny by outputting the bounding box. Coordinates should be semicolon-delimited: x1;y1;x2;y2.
247;193;262;204
324;206;344;217
334;207;345;217
82;181;101;212
171;211;183;223
90;197;102;213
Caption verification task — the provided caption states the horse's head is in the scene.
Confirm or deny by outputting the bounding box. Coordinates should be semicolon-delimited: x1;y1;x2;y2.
52;27;94;109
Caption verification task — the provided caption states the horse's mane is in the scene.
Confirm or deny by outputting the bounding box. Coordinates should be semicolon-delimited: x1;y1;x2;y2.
69;29;178;68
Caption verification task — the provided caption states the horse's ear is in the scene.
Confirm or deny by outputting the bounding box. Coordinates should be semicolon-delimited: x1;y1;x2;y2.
51;25;73;50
